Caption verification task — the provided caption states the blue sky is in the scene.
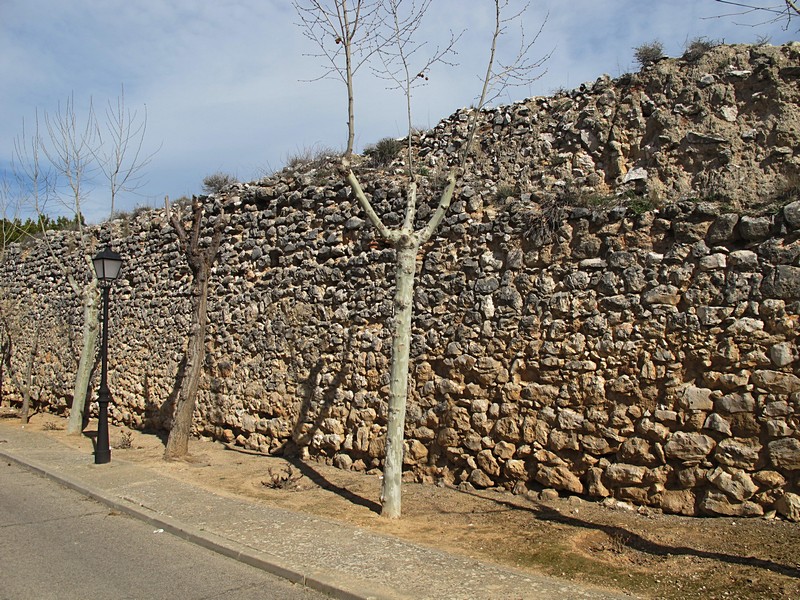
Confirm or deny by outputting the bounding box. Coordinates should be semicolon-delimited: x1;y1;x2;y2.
1;0;797;223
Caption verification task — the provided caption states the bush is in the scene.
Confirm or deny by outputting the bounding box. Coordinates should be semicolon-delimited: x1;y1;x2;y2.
284;145;341;170
364;137;404;167
202;172;237;194
494;184;517;203
683;37;719;62
634;41;664;68
775;173;800;204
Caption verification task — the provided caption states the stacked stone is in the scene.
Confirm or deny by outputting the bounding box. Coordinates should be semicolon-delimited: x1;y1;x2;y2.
395;194;800;518
2;43;799;519
3;168;800;519
411;42;800;210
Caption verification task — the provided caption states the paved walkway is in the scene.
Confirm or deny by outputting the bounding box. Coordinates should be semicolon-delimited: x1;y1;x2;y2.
0;423;635;600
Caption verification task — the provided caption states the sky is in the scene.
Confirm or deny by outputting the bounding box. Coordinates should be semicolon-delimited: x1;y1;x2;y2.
1;0;797;224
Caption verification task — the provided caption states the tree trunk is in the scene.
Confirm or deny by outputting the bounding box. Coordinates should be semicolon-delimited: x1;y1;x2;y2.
164;267;209;459
66;283;100;434
19;320;41;425
0;340;10;408
381;240;418;519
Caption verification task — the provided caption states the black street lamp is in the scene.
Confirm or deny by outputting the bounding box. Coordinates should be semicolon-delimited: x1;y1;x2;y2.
92;246;123;464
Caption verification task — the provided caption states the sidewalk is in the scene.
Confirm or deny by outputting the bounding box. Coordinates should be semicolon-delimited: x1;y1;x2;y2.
0;422;634;600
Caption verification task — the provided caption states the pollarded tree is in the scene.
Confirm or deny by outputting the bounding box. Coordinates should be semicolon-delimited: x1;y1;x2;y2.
295;0;548;518
163;195;226;460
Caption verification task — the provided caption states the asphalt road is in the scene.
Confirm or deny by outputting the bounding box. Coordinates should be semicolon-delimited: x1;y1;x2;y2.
0;461;328;600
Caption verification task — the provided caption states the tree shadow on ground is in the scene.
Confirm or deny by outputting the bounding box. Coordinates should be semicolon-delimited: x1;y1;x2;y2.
148;354;188;446
462;490;800;579
285;455;382;514
278;327;382;514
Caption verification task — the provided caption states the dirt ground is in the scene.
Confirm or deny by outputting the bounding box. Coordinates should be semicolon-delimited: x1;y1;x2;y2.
6;411;800;600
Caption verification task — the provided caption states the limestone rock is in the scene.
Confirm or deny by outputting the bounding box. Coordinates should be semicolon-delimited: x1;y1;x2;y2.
767;438;800;470
679;385;714;411
752;370;800;394
659;489;696;515
534;465;583;494
707;467;758;501
714;439;761;470
664;432;716;463
775;492;800;522
604;463;647;486
783;201;800;229
469;468;495;489
700;491;764;517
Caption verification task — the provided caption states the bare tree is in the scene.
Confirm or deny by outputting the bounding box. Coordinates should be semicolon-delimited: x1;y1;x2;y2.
0;293;43;422
17;98;101;434
0;178;16;408
16;316;41;425
295;0;383;155
296;0;548;518
12;91;153;434
163;196;226;460
96;85;156;219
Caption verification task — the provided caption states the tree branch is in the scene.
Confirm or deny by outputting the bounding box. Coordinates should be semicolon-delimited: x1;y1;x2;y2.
345;169;395;241
417;171;456;245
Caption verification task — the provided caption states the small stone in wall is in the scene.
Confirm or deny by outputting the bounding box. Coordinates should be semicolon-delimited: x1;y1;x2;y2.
719;105;738;122
468;468;494;489
539;488;560;502
738;216;772;241
782;201;800;229
714;439;761;470
703;413;732;436
333;453;353;470
752;370;800;394
679;385;715;411
707;467;758;502
715;392;755;414
769;343;796;368
604;463;647;486
659;489;696;516
621;167;647;184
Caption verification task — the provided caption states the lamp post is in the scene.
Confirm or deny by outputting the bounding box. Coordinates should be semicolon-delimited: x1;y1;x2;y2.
92;246;123;464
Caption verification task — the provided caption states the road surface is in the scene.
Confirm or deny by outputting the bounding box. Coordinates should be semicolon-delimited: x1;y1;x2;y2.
0;461;328;600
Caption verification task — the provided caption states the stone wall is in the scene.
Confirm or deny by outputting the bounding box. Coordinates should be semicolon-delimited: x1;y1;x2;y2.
3;184;800;518
2;43;799;518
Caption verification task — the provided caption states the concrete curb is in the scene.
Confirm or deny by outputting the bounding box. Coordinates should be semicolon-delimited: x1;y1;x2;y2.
0;448;403;600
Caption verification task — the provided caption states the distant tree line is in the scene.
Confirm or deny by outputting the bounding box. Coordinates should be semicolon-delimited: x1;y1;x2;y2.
1;214;84;246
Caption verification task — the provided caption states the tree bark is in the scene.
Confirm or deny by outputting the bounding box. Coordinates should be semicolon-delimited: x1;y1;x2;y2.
0;337;10;409
164;267;210;459
66;282;100;434
19;320;41;425
380;240;418;519
164;197;224;460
